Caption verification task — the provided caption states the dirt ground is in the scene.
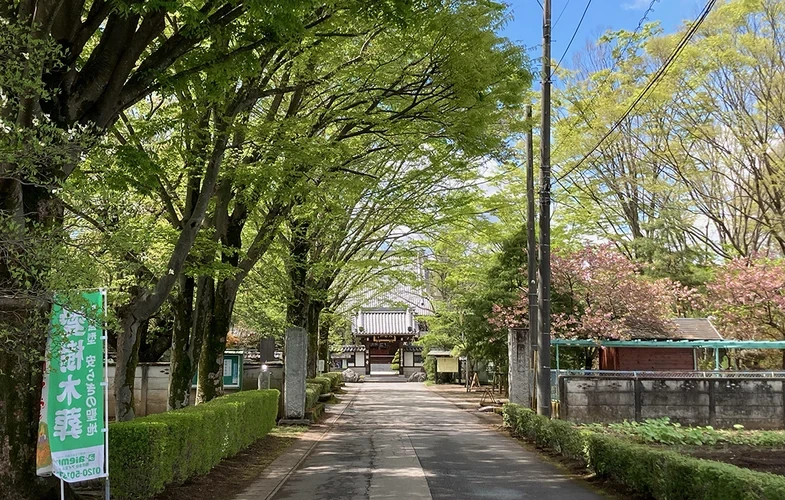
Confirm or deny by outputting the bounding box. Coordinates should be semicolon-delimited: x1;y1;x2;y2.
151;425;308;500
678;445;785;477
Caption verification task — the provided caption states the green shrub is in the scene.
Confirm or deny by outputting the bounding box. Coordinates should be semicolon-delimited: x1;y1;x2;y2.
502;404;587;462
586;417;785;447
325;372;343;390
305;383;321;410
307;376;332;395
587;434;785;500
502;404;785;499
109;389;279;499
309;402;326;421
391;350;400;371
423;355;436;381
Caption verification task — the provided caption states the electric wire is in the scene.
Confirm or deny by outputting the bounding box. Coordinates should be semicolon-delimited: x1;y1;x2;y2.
554;0;593;73
554;0;572;27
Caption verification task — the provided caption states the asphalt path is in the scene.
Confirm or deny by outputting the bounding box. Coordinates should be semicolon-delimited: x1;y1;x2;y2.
271;382;605;500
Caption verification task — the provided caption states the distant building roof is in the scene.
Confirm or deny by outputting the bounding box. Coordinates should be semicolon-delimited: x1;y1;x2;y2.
354;308;417;336
402;344;423;352
348;283;434;316
630;318;723;341
672;318;723;340
333;345;367;353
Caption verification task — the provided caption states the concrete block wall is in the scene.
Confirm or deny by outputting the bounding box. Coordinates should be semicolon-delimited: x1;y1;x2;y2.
560;376;785;429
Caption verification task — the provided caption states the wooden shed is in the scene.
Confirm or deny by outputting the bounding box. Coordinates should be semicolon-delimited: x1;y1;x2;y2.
599;318;722;371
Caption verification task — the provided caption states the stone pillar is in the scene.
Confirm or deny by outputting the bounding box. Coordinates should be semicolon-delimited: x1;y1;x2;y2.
283;327;308;422
508;328;531;406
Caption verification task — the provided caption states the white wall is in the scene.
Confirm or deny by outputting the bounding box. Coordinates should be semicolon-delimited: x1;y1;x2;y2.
403;351;422;367
107;362;282;418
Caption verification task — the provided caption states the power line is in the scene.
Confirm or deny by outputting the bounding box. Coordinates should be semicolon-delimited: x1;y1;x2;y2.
554;0;593;73
554;0;572;27
554;0;716;184
536;0;543;9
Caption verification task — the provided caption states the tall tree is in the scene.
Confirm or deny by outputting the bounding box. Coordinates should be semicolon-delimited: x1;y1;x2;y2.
0;1;333;493
708;255;785;367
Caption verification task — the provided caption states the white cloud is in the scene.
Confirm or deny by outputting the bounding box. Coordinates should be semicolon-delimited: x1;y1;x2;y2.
622;0;651;10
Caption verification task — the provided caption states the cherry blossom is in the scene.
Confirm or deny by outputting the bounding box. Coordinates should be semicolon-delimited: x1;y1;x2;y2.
490;245;684;340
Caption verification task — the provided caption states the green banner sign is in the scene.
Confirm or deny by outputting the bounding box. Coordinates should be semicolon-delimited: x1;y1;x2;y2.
191;352;243;389
37;290;107;483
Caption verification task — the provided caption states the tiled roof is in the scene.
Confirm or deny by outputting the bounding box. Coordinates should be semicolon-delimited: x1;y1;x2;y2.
355;308;417;335
672;318;723;340
402;344;423;352
350;284;434;316
426;349;453;357
630;318;723;341
335;345;366;352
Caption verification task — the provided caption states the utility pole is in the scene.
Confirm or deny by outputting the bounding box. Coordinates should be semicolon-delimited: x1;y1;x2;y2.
526;104;538;410
537;0;552;417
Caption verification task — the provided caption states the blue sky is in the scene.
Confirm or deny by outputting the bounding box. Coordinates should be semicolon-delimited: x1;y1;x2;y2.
498;0;705;70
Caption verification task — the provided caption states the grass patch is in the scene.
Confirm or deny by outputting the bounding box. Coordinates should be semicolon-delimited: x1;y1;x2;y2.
583;417;785;447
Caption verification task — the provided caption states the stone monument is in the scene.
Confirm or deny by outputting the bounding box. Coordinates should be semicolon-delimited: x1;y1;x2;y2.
508;327;532;406
281;327;309;424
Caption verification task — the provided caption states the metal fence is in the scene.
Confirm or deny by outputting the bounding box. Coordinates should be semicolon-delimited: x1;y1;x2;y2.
550;370;785;401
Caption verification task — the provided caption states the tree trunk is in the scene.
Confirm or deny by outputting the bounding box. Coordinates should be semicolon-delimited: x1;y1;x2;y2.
114;310;147;422
0;303;57;498
307;301;323;377
584;348;595;370
286;217;311;372
168;275;196;410
196;279;237;403
319;313;333;373
193;277;215;404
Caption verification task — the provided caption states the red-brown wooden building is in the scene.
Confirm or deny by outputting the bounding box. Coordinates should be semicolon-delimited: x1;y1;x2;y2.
599;318;723;371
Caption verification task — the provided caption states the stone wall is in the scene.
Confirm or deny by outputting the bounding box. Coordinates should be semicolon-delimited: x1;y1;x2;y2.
560;376;785;429
107;362;284;418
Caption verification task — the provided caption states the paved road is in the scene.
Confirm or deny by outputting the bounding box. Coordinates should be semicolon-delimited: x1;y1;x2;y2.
271;382;605;500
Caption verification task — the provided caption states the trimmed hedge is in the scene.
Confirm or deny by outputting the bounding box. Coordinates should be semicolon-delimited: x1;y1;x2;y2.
588;434;785;500
306;383;322;410
307;376;332;395
503;403;785;500
110;389;279;499
324;371;344;390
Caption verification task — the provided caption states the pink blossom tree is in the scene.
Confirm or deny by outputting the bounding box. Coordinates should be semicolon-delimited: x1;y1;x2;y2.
490;245;683;340
550;245;679;340
707;255;785;367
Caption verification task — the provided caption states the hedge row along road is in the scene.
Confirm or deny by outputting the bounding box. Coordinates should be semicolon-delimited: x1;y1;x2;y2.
503;403;785;500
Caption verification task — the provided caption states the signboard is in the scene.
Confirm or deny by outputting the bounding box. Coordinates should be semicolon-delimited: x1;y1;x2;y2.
37;290;107;483
192;352;243;389
437;357;459;373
